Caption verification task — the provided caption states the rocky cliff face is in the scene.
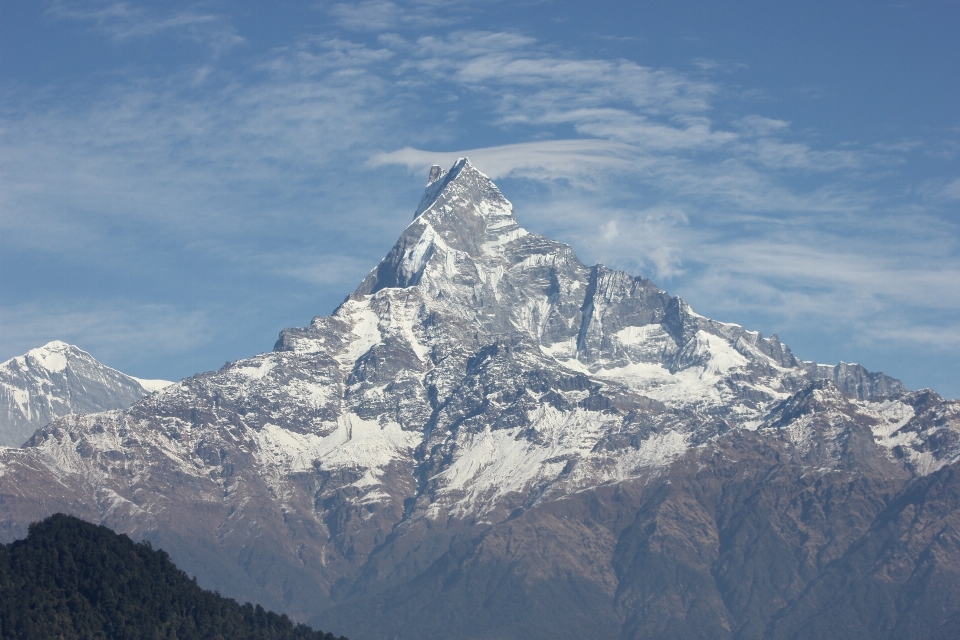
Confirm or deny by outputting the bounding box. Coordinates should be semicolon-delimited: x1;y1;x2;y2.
0;341;171;447
1;160;958;639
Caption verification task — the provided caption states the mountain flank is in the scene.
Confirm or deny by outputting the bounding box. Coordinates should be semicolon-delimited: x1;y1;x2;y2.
0;513;347;640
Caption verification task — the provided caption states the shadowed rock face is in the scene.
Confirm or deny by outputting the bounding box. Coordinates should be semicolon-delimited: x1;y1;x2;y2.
1;160;958;639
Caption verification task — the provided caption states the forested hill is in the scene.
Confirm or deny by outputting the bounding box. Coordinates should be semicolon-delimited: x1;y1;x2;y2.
0;514;348;640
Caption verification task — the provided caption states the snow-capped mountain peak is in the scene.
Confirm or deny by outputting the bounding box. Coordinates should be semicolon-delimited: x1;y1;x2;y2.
355;158;530;300
0;341;172;447
1;160;957;638
411;157;526;254
23;340;73;372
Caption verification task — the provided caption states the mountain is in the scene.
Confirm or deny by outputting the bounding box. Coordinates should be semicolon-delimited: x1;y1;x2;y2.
0;341;172;447
0;159;958;639
0;513;347;639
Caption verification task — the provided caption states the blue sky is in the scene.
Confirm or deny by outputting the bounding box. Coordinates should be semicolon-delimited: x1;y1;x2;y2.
1;0;958;398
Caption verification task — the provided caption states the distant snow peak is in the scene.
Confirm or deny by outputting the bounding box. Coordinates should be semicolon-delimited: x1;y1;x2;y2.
0;341;173;447
25;340;75;372
134;378;175;394
30;340;70;352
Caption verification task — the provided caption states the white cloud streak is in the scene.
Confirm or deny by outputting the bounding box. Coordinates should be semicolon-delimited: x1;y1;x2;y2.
328;0;466;32
0;301;211;367
46;0;243;51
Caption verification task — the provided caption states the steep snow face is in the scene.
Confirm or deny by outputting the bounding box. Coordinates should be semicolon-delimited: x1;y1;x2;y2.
432;407;615;518
253;415;421;504
0;342;173;447
27;341;69;372
414;159;526;254
334;300;384;367
547;329;765;410
428;403;693;520
865;393;960;475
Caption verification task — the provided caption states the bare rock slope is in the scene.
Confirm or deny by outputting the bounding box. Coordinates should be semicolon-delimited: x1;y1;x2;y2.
1;160;958;639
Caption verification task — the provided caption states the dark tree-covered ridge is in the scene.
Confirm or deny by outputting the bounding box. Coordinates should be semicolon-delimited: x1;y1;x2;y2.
0;514;348;640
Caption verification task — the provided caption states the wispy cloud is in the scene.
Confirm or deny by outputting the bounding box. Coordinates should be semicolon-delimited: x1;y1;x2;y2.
924;176;960;201
46;1;243;51
371;139;654;186
399;31;717;115
327;0;467;32
691;58;748;73
0;301;210;370
261;253;376;288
